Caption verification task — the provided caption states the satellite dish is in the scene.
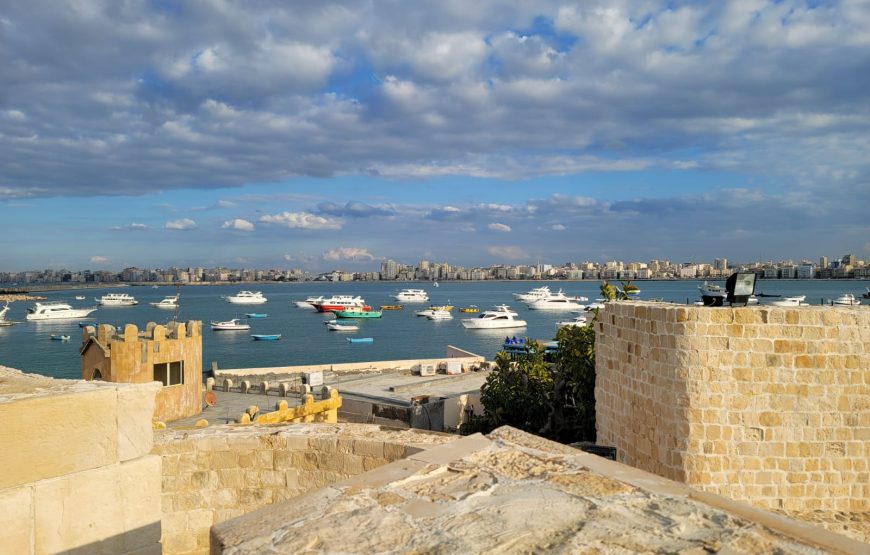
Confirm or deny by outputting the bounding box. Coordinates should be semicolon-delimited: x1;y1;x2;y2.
204;391;217;407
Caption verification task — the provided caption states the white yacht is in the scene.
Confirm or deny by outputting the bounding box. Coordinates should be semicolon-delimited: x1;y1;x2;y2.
461;305;527;329
294;296;324;309
427;309;453;320
555;314;588;331
833;293;861;306
75;295;86;300
223;291;267;305
392;288;429;302
26;302;97;321
771;295;808;307
150;295;179;309
95;293;138;306
525;289;587;310
513;286;552;302
210;318;251;330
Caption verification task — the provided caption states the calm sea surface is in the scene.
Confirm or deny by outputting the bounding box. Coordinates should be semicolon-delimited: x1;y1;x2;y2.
1;279;867;379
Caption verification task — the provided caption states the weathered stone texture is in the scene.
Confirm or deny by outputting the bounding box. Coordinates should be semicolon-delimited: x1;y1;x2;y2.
154;423;452;555
595;302;870;532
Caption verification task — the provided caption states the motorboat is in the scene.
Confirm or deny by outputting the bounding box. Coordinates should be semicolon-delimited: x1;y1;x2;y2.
294;296;324;309
210;318;251;330
513;286;551;302
698;281;726;306
325;321;359;331
95;293;138;306
150;295;179;309
459;306;479;313
224;291;267;305
622;284;641;296
833;293;861;306
347;337;373;343
415;305;454;317
525;290;587;310
771;295;808;307
75;295;86;301
427;309;453;320
245;313;268;318
392;288;429;302
585;301;606;311
461;305;527;329
251;334;281;341
26;302;97;321
379;305;403;310
555;314;588;331
336;309;382;319
311;295;369;313
50;334;71;341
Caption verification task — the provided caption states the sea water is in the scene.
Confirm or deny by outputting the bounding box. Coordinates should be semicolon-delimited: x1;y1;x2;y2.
0;280;866;379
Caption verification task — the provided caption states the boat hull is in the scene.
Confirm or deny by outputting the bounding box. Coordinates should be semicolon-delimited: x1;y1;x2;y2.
336;310;382;319
251;334;281;340
461;319;527;329
27;308;97;321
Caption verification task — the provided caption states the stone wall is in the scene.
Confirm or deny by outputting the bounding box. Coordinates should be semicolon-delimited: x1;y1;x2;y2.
0;366;162;554
153;423;453;555
595;301;869;515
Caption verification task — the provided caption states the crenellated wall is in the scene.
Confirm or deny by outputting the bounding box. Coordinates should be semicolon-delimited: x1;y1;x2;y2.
595;301;870;514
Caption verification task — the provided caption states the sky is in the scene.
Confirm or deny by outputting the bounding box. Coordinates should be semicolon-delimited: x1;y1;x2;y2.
1;0;869;272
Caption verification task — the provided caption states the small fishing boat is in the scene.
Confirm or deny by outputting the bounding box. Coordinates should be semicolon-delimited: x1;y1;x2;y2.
379;305;403;310
336;309;382;319
427;309;453;320
50;334;71;341
325;321;359;331
347;337;373;343
75;295;86;300
211;318;251;331
459;306;479;313
251;334;281;340
245;313;269;318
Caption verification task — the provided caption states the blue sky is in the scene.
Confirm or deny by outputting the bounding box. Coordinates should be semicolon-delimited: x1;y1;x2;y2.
1;1;869;272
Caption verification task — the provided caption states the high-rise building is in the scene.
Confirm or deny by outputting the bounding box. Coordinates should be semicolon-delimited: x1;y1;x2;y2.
820;256;828;269
714;258;728;271
381;259;398;280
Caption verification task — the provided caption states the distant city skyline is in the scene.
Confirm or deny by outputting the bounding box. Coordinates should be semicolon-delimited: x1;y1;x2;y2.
2;2;869;270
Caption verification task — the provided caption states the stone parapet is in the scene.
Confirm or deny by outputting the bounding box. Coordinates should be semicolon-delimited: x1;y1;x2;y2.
153;422;453;555
595;302;870;526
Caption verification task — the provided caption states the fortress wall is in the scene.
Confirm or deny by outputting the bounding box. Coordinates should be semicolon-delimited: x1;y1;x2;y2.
153;424;452;555
595;302;870;514
0;367;162;554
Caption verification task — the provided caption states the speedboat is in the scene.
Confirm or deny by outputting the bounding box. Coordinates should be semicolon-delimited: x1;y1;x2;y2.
150;295;179;309
392;288;429;302
325;320;359;331
461;305;527;329
833;293;861;306
555;314;588;331
294;296;323;309
311;295;368;313
427;309;453;320
224;291;267;305
513;286;551;302
336;309;382;319
525;290;587;310
50;334;71;341
771;295;808;307
347;337;373;343
75;295;86;300
415;305;454;317
245;313;268;318
26;302;97;321
95;293;138;306
210;318;251;330
251;334;281;341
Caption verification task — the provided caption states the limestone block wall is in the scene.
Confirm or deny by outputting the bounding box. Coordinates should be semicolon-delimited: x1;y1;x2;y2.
153;423;453;555
595;301;870;513
0;366;162;554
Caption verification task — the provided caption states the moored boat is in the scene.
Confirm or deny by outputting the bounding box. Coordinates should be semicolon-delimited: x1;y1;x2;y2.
459;305;479;313
75;295;86;300
0;303;11;326
863;287;870;300
150;295;179;309
311;295;368;313
251;334;281;340
525;290;586;311
513;286;552;302
210;318;251;330
461;305;527;330
26;302;97;321
427;309;453;320
95;293;138;306
379;305;403;310
392;289;429;302
832;293;860;306
245;313;268;318
224;291;267;305
555;314;588;331
770;295;808;307
347;337;373;343
336;309;382;319
294;296;323;309
325;321;359;331
415;305;454;317
50;334;71;341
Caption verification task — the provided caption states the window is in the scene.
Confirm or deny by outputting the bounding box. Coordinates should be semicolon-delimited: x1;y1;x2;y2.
154;360;184;386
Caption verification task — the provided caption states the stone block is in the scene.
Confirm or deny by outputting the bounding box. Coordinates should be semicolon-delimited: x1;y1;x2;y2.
0;485;34;553
0;387;119;490
353;439;385;458
117;382;161;462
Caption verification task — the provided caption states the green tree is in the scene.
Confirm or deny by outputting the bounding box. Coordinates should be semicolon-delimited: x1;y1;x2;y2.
545;324;597;443
478;341;553;434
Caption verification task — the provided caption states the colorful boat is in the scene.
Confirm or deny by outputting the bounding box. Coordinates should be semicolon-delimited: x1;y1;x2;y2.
336;309;382;319
459;306;479;313
245;313;269;318
347;337;373;343
251;334;282;340
379;305;403;310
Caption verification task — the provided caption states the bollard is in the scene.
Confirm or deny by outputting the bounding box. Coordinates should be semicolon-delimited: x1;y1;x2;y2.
320;385;332;400
222;378;233;392
275;400;289;411
279;382;290;397
260;381;269;395
205;377;215;391
240;380;251;394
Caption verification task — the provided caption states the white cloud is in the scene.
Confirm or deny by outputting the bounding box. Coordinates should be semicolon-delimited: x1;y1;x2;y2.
90;256;109;263
488;222;512;233
322;247;378;261
551;224;567;231
259;211;341;230
165;218;197;230
283;254;294;262
216;200;236;208
221;218;254;232
487;246;528;260
110;222;148;231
